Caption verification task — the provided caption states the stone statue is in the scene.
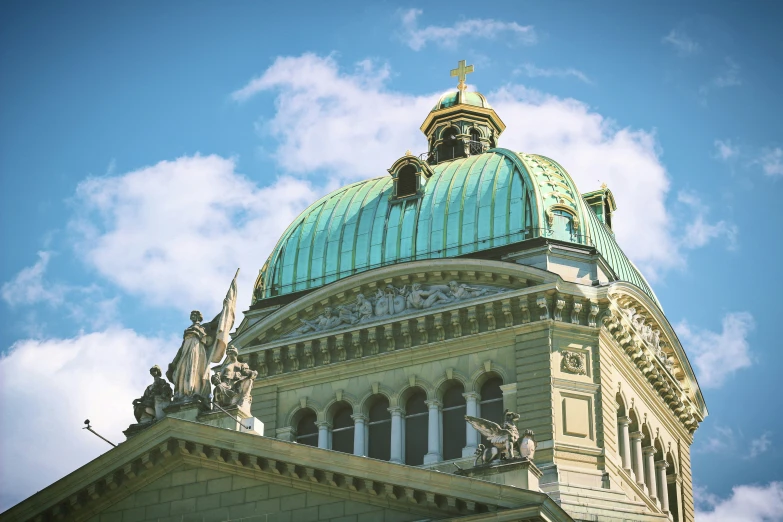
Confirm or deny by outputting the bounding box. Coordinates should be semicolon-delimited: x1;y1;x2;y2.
289;306;354;337
473;444;500;466
355;293;374;323
167;272;239;403
406;282;452;310
465;409;521;460
132;365;172;424
211;346;257;412
280;280;508;339
375;285;407;316
447;280;487;300
519;429;536;460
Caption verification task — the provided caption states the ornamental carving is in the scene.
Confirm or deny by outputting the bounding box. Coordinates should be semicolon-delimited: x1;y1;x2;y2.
561;350;587;375
283;281;506;339
620;305;674;373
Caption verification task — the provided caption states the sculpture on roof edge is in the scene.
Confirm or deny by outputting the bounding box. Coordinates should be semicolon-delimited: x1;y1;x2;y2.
132;365;172;424
466;409;536;465
211;346;257;412
167;271;239;405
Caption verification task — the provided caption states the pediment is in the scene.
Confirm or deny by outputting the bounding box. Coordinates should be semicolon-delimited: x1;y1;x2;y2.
234;259;562;348
6;418;566;522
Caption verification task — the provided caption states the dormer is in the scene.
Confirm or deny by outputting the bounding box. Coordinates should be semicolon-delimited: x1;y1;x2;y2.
387;152;434;201
583;184;617;231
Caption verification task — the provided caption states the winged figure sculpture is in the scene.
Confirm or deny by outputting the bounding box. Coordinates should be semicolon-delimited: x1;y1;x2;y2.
465;409;521;461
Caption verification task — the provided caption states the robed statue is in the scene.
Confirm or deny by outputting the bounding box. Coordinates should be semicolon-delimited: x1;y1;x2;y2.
211;346;257;412
167;270;239;403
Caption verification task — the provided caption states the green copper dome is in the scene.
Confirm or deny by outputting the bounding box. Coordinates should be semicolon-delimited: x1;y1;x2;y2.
255;149;658;306
433;90;492;111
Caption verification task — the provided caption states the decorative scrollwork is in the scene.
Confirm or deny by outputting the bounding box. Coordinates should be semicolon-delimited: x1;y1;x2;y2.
561;350;587;375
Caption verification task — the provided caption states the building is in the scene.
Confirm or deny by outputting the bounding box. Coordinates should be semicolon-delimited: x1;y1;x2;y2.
4;61;706;522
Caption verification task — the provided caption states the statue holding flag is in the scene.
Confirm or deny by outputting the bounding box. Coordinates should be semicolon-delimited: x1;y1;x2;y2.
167;270;239;405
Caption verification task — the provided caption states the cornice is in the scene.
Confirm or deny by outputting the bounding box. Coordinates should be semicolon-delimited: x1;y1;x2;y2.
5;418;570;522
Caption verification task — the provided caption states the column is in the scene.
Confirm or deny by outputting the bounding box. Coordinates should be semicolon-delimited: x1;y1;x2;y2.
352;414;367;457
618;416;633;475
317;422;331;449
423;400;442;464
389;407;403;464
463;392;480;457
630;432;646;493
643;446;658;505
656;461;670;512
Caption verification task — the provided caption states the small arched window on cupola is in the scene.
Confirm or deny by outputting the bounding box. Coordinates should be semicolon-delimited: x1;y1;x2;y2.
437;127;464;162
469;128;483;155
396;165;418;198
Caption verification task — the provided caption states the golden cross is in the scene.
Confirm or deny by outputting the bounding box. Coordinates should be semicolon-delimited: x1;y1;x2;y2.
450;60;474;92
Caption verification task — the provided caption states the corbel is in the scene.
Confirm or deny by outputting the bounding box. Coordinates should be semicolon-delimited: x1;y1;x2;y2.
467;306;479;334
501;298;513;328
433;313;445;341
484;303;496;331
384;323;396;350
450;310;462;337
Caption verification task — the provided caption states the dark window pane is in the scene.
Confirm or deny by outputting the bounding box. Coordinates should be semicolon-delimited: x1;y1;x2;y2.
405;413;428;465
443;404;467;460
368;395;391;461
333;403;353;429
405;388;428;465
369;420;391;461
397;165;417;197
296;409;318;447
480;377;504;451
369;396;391;422
443;383;465;408
406;389;427;415
332;427;354;454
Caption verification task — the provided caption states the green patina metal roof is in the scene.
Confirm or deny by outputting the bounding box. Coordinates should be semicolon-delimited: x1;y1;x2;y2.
433;90;492;111
257;149;660;308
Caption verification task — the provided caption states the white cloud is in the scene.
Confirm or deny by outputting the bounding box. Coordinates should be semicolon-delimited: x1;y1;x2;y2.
0;329;174;511
714;139;738;161
701;57;742;96
397;8;536;51
515;63;592;84
662;30;701;56
676;312;755;388
678;191;738;250
233;54;434;182
696;426;772;459
234;54;699;279
760;147;783;176
69;154;318;312
1;251;66;306
696;482;783;522
748;432;773;459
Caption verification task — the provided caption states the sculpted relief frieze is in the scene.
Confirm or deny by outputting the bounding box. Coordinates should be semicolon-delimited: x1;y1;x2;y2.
283;281;506;339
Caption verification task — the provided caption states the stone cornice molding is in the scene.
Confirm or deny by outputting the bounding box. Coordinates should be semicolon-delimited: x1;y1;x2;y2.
8;418;572;522
601;286;705;435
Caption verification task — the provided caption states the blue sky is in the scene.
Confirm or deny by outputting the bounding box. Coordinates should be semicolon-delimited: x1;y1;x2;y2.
1;1;782;517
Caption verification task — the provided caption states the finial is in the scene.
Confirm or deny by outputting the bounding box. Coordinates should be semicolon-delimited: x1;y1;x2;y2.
405;149;413;156
450;59;474;93
601;182;608;190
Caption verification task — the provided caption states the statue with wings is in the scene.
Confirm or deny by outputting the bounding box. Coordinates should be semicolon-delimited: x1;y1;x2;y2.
465;409;522;462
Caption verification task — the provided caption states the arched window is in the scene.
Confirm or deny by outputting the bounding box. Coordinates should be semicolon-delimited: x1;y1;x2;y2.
295;409;318;447
469;129;483;155
367;395;391;461
405;388;428;465
551;209;575;242
479;376;504;449
441;382;466;460
437;127;463;162
396;165;418;198
331;402;354;454
666;453;680;520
